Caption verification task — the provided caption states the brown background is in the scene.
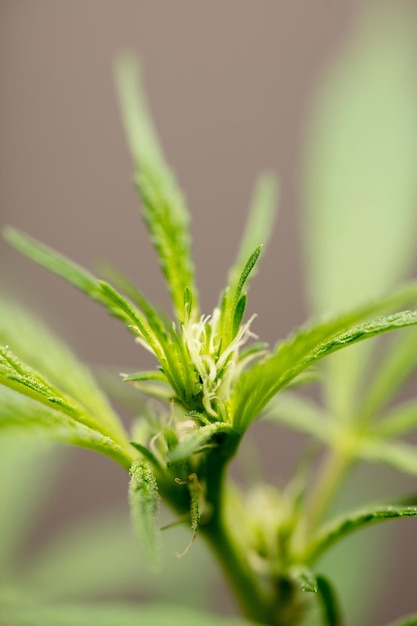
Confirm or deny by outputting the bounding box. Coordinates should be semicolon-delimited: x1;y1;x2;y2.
1;1;416;624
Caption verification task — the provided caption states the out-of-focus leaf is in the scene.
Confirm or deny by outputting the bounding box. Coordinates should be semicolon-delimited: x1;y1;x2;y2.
5;602;261;626
386;613;417;626
228;174;278;290
302;5;417;418
0;433;59;575
263;393;331;444
0;388;132;469
373;399;417;439
0;300;124;437
23;514;142;600
358;439;417;476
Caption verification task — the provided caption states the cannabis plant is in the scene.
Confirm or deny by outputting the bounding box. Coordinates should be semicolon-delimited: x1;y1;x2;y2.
2;8;417;625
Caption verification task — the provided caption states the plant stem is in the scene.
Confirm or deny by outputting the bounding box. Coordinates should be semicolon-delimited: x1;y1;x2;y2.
203;515;275;624
201;434;294;626
307;445;353;532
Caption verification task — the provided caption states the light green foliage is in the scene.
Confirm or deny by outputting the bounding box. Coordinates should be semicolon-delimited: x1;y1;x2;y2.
3;4;417;625
302;4;417;423
5;603;262;626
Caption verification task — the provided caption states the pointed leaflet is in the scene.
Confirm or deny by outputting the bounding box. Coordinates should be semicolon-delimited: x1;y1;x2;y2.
0;299;125;438
115;56;198;321
219;246;262;347
129;460;160;568
0;345;126;447
3;228;165;359
305;499;417;564
0;387;132;469
232;309;417;432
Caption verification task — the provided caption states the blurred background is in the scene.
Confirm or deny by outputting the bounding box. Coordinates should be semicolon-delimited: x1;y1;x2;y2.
1;1;417;624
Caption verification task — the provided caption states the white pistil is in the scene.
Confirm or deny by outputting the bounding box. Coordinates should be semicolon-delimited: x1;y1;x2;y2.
182;310;258;418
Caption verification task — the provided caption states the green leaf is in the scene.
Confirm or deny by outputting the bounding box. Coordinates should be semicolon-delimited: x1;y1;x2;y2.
3;227;103;299
130;441;161;468
232;309;417;432
316;575;342;626
3;228;169;362
302;6;417;420
0;433;60;575
24;514;142;600
0;299;126;440
167;422;233;463
0;387;132;469
220;247;262;346
372;399;417;439
0;345;128;448
385;613;417;626
5;602;260;626
306;500;417;564
128;460;160;568
358;439;417;476
302;7;417;315
115;56;198;322
263;393;332;444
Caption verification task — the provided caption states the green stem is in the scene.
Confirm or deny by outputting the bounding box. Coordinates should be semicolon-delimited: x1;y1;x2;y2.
308;445;353;532
201;443;275;625
200;434;296;626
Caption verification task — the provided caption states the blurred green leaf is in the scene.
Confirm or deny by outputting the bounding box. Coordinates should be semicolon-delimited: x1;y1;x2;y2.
386;613;417;626
0;433;58;576
358;439;417;476
263;393;331;444
229;174;278;284
23;514;142;601
5;602;260;626
302;5;417;419
0;387;132;469
372;399;417;439
0;300;124;436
